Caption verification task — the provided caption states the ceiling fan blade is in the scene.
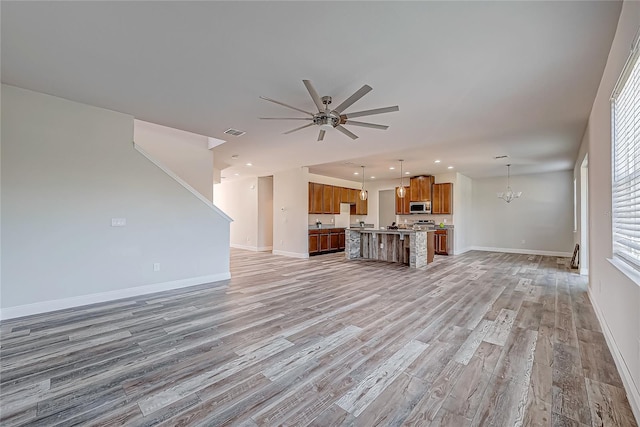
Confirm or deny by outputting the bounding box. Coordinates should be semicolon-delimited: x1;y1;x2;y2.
332;84;373;114
303;80;324;112
343;105;399;119
259;117;312;120
343;120;389;130
283;123;314;135
335;125;358;140
259;96;314;116
318;130;326;141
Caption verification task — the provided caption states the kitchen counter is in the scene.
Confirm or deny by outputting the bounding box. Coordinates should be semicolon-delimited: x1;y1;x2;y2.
346;229;434;268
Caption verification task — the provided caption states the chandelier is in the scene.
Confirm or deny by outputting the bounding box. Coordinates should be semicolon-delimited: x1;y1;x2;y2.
397;160;406;198
497;164;522;203
359;166;368;201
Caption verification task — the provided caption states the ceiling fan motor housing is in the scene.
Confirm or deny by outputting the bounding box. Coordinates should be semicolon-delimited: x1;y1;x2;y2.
314;113;340;129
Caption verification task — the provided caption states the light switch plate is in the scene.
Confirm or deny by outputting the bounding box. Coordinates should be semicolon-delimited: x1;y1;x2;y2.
111;218;126;227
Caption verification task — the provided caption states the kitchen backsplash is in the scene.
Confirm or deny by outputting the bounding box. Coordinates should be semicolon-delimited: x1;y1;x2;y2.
397;213;453;225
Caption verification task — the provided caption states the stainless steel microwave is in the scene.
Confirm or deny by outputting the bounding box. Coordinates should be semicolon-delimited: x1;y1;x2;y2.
409;201;431;214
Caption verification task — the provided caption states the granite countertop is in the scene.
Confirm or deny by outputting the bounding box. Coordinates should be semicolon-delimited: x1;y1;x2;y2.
348;228;434;234
308;225;346;230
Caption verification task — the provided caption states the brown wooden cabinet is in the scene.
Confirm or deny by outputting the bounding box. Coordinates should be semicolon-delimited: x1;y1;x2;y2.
348;188;358;204
355;193;368;215
308;182;367;216
332;186;341;214
309;232;320;254
432;183;453;215
340;187;350;204
322;185;334;214
309;228;346;255
309;182;323;214
409;176;434;202
395;187;411;214
435;229;448;255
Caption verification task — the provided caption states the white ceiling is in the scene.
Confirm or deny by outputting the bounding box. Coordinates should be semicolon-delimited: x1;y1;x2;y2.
1;1;621;182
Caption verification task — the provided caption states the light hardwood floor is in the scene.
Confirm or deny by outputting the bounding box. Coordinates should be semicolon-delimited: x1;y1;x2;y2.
0;249;637;426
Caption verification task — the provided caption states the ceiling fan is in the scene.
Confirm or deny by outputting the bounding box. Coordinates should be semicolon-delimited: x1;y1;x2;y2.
260;80;399;141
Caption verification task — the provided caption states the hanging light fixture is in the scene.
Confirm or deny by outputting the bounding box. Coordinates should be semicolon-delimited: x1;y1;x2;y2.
359;166;368;201
497;164;522;203
397;160;407;198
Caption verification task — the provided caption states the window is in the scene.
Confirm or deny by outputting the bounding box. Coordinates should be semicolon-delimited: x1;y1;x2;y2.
612;38;640;269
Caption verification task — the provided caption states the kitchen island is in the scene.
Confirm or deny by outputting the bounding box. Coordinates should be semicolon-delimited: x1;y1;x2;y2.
346;228;435;268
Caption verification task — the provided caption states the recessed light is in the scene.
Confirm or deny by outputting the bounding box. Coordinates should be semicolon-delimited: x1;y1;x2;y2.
389;167;395;170
447;166;454;169
371;176;375;179
405;171;411;175
234;173;240;176
435;160;441;163
246;163;252;166
354;172;359;175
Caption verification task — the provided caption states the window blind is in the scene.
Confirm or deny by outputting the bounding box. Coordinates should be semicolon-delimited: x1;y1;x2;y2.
612;43;640;269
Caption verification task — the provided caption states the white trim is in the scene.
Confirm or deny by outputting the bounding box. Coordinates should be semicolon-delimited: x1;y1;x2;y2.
454;246;473;255
0;273;230;320
608;257;640;289
133;142;232;222
468;246;572;257
231;244;273;252
588;287;640;423
272;250;310;259
580;267;589;276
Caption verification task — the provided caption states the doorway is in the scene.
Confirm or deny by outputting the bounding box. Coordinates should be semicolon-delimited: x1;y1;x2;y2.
580;155;589;276
379;189;396;229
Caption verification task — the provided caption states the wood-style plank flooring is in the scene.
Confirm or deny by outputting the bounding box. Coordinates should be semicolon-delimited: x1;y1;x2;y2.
1;249;637;426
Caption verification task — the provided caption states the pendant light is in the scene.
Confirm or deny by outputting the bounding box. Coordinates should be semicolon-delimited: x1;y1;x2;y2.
497;164;522;203
359;166;368;201
397;160;406;198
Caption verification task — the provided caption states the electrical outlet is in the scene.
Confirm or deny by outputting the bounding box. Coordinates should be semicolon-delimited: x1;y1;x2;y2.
153;263;160;272
380;243;384;249
111;218;126;227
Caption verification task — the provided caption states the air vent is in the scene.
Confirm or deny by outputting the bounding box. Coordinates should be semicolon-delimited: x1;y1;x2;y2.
224;128;246;137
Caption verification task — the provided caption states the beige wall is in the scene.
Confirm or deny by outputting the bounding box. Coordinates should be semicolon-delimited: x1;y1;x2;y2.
133;120;214;202
470;170;574;255
574;1;640;418
1;85;231;318
273;167;310;257
214;176;260;250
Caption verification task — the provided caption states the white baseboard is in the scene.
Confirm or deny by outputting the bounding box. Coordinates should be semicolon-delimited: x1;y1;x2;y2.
230;244;273;252
588;288;640;423
0;272;231;321
469;246;572;257
454;247;473;255
272;250;309;259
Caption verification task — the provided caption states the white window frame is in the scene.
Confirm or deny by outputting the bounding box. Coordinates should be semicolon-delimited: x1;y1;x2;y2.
611;31;640;271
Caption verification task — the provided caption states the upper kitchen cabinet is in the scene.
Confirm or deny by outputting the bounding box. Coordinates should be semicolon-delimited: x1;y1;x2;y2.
355;194;368;215
309;182;323;214
410;176;434;202
395;187;411;214
340;187;351;204
322;184;334;214
432;182;453;214
332;187;341;214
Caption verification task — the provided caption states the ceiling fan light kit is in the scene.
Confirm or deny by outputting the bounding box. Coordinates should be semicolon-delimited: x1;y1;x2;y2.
260;80;398;141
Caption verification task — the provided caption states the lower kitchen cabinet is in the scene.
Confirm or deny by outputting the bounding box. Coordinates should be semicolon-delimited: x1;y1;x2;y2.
309;228;346;255
435;229;448;255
